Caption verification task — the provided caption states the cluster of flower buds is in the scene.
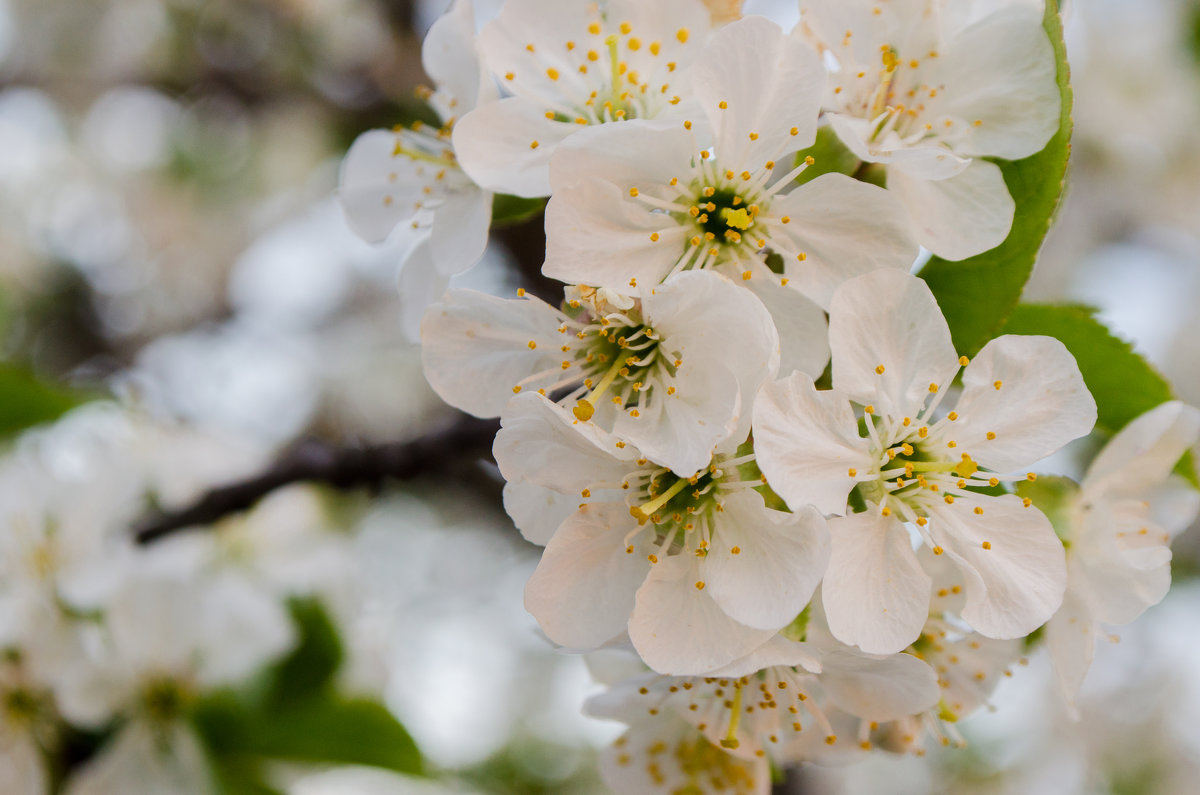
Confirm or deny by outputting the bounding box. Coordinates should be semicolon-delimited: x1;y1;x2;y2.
342;0;1200;791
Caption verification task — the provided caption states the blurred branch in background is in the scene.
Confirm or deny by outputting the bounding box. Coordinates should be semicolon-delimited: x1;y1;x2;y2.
134;413;499;544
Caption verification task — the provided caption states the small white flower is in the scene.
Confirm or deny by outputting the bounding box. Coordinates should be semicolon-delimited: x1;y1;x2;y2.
797;0;1060;259
339;0;494;285
1046;400;1200;711
423;270;796;476
543;15;918;310
754;270;1095;653
452;0;714;197
587;634;938;768
495;394;829;674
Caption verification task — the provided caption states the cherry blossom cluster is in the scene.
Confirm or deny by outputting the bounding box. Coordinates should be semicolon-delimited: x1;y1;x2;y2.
0;405;355;794
340;0;1200;791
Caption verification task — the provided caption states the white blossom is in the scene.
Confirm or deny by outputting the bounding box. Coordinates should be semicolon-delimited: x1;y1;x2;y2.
1046;400;1200;711
339;0;495;292
423;270;797;476
754;270;1095;653
453;0;715;197
797;0;1060;259
542;15;917;310
495;393;829;674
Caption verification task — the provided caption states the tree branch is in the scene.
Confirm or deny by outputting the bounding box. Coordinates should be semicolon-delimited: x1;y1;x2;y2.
134;414;499;544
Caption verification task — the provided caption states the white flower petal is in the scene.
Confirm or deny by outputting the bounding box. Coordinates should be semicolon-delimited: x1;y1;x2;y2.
430;188;492;276
543;174;688;290
887;159;1015;261
931;494;1066;639
952;334;1096;473
549;120;695;193
421;0;487;117
753;371;872;515
453;98;577;197
825;113;969;179
629;554;776;675
820;648;940;722
704;634;823;677
619;270;779;474
617;361;741;477
700;491;829;631
338;129;425;243
419;289;566;417
493;393;635;492
741;277;830;379
692;16;824;162
63;721;215;795
1045;587;1095;714
524;502;652;650
1084;400;1200;498
829;269;959;419
821;512;931;655
931;5;1060;160
502;480;576;546
771;174;918;310
399;240;448;342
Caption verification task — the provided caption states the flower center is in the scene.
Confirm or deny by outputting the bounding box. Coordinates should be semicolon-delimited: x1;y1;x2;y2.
572;318;672;421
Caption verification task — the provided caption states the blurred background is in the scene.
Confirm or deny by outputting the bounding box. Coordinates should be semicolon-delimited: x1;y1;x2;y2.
1;0;1199;792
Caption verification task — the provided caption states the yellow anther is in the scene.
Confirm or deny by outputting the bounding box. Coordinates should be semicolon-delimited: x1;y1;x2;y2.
530;140;540;149
848;468;857;477
933;546;944;555
512;385;522;394
928;382;939;393
1026;472;1037;482
947;411;959;421
959;356;969;366
796;252;807;261
676;28;689;43
875;365;886;374
546;68;559;80
974;506;984;515
694;581;705;590
994;380;1003;390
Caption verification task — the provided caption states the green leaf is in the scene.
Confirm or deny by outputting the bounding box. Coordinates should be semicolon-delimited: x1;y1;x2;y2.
791;126;861;186
917;0;1072;356
1001;304;1198;486
192;693;423;776
491;194;546;227
0;364;84;438
263;598;343;709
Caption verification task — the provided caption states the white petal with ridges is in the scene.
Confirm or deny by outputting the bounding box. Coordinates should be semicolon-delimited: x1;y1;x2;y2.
692;16;824;164
493;393;635;492
453;98;576;197
829;270;959;419
931;494;1066;639
502;480;577;546
701;491;830;630
821;512;931;655
524;502;652;650
887;159;1015;261
771;174;918;310
753;372;871;515
629;554;776;675
420;289;566;418
952;334;1096;473
820;649;940;722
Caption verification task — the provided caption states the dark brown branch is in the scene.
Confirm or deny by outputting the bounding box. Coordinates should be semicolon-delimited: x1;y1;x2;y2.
134;414;499;544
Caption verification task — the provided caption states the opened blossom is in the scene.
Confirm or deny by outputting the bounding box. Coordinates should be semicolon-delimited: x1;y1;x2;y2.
1045;400;1200;710
339;0;494;304
453;0;713;198
543;15;917;310
495;393;829;674
423;270;805;476
754;270;1096;654
587;632;938;787
797;0;1060;259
